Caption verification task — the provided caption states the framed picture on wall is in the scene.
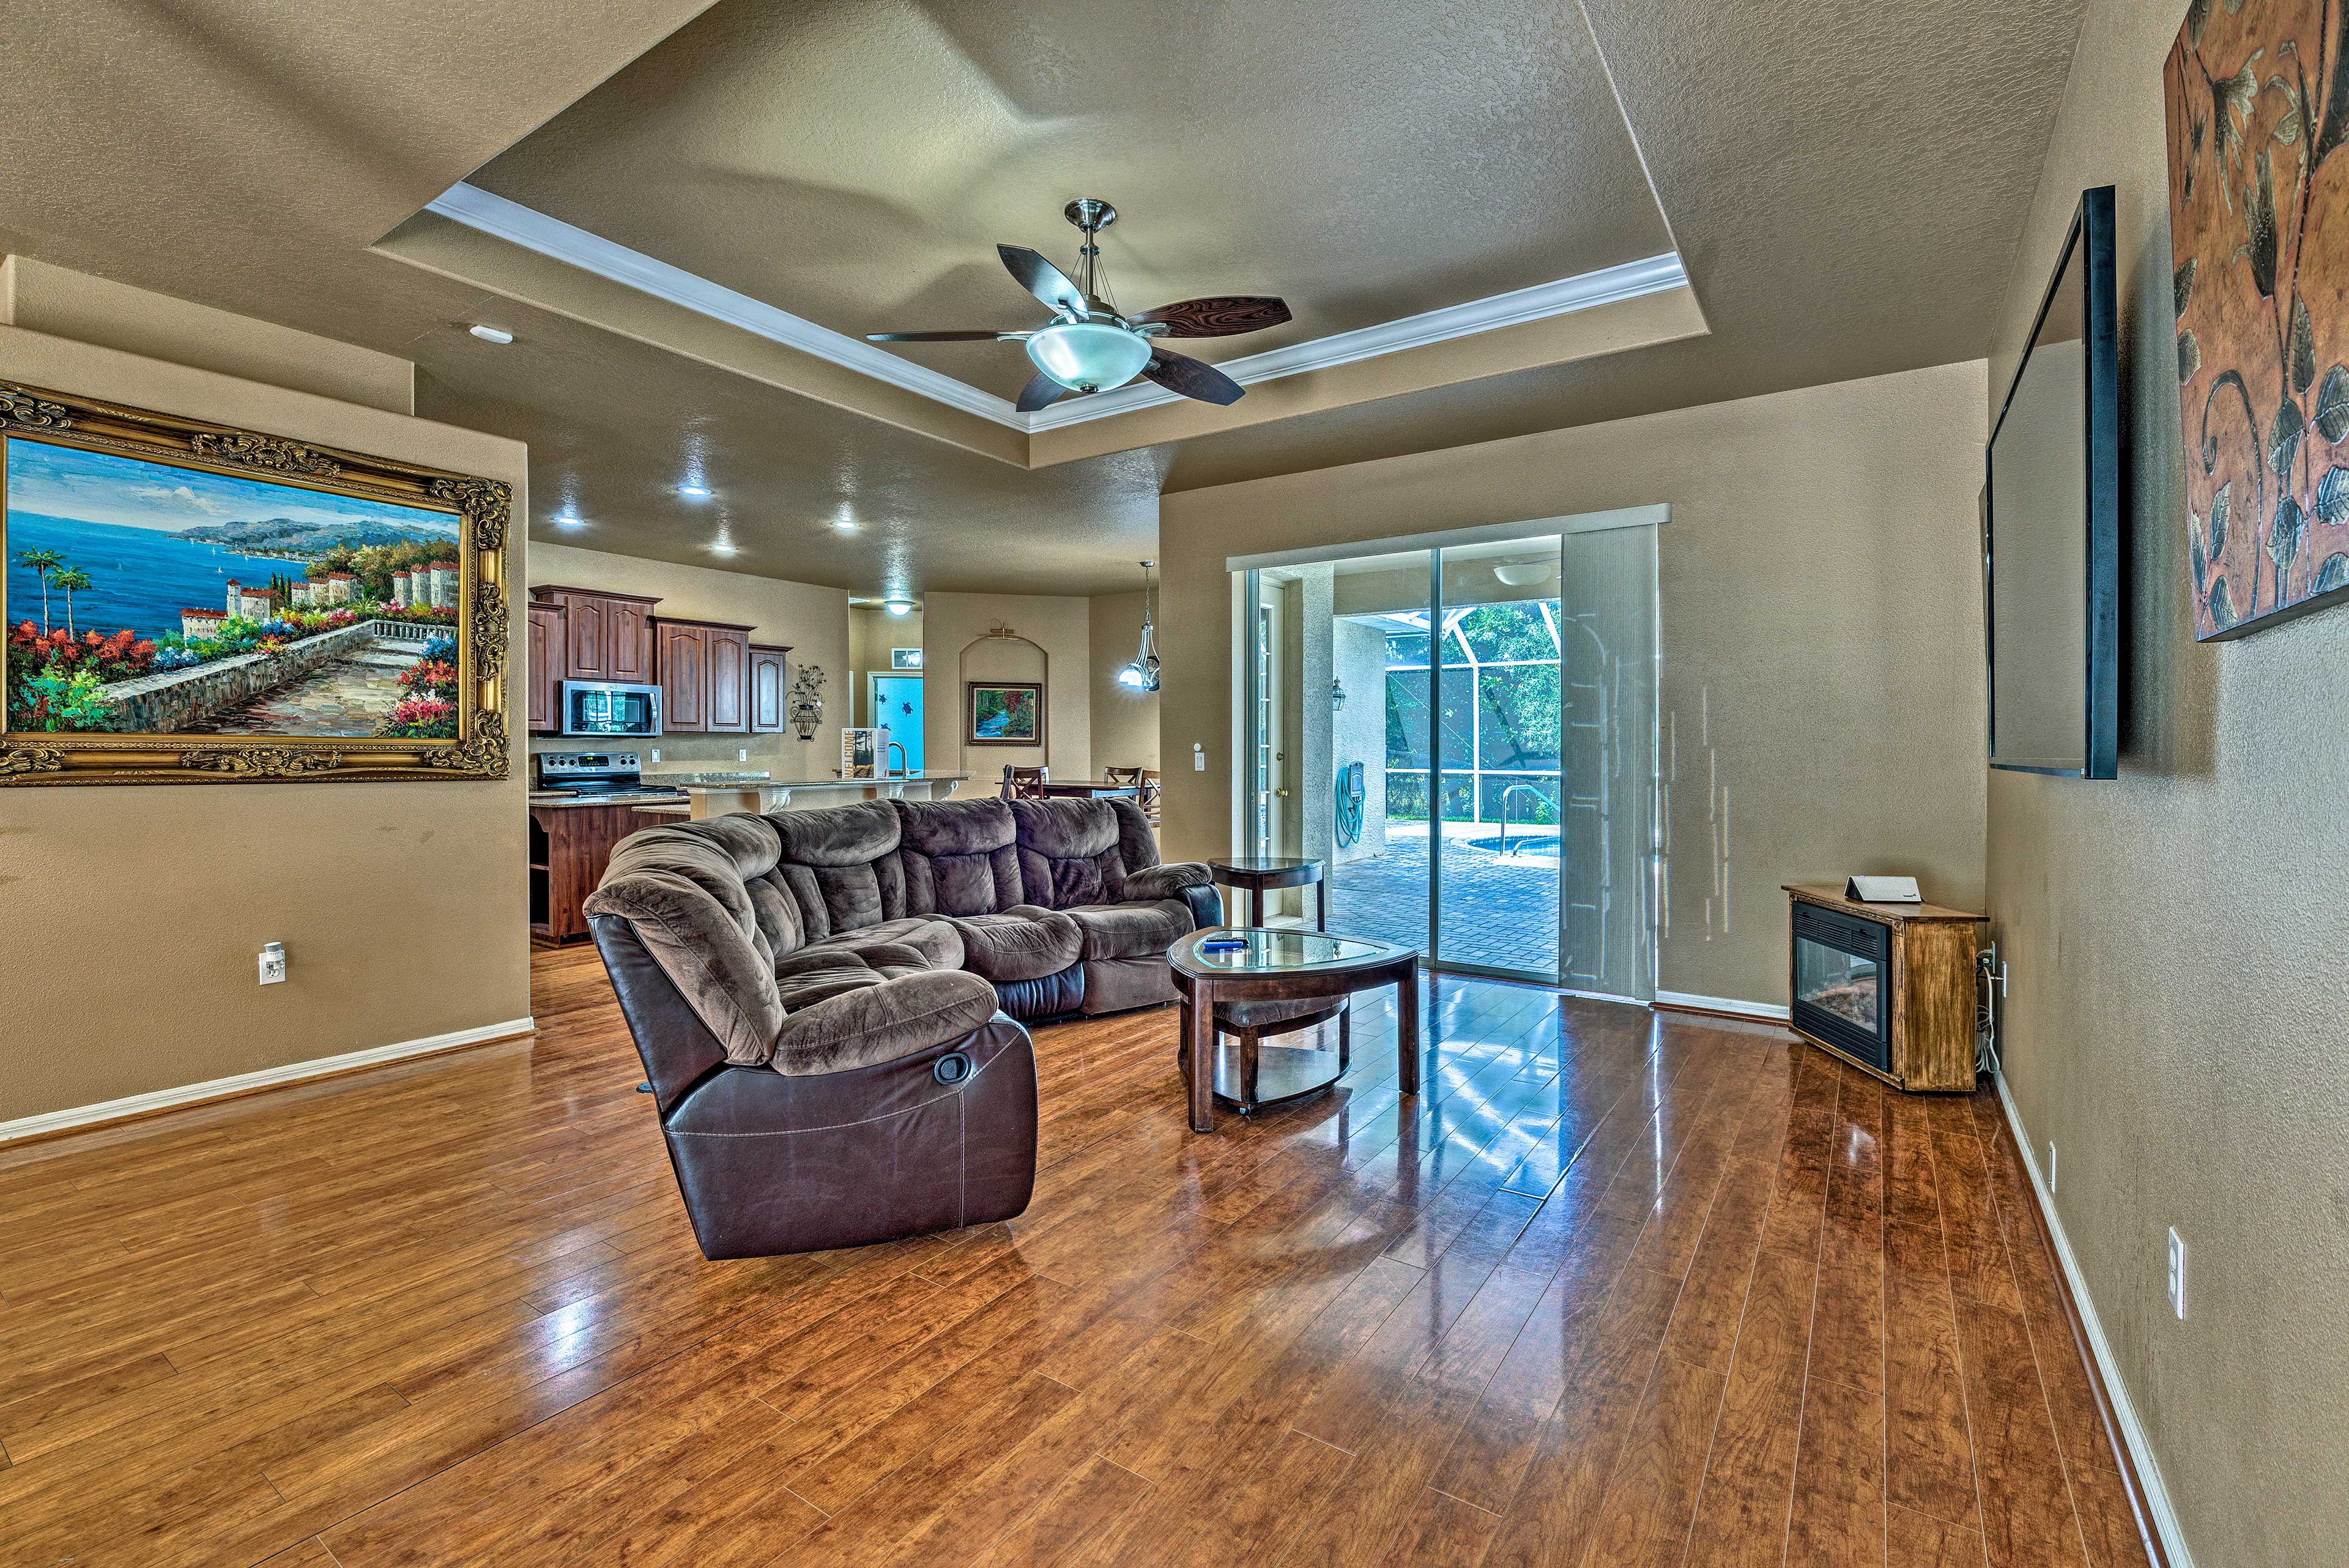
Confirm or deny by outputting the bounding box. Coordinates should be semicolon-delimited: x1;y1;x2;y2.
965;680;1042;746
840;726;882;778
1;377;510;784
2165;0;2349;635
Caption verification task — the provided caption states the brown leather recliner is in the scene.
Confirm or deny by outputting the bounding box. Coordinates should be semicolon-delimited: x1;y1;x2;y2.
585;814;1037;1258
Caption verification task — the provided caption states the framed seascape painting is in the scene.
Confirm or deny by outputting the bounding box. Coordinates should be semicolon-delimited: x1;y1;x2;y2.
965;680;1042;746
1;380;510;784
2165;0;2349;636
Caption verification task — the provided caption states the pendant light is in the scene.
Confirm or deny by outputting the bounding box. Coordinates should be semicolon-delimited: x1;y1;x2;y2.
1116;560;1161;691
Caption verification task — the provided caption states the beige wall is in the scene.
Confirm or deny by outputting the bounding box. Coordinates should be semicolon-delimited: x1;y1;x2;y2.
1158;360;1989;1006
1;256;415;417
1088;588;1160;772
922;592;1091;786
0;294;529;1129
527;540;849;781
1984;4;2349;1561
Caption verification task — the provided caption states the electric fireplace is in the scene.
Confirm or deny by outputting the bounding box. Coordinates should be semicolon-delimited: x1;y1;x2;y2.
1781;884;1986;1093
1790;900;1892;1073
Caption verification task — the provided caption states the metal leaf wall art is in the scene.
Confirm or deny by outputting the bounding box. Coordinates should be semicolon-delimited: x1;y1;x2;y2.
2167;0;2349;636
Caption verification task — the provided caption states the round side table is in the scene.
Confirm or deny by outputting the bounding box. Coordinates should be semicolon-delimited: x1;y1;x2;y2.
1208;855;1326;931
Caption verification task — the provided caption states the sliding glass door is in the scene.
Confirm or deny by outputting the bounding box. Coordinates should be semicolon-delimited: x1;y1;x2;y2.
1239;514;1658;998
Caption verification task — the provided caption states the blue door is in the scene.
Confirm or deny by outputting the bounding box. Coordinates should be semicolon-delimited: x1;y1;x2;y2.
871;675;924;771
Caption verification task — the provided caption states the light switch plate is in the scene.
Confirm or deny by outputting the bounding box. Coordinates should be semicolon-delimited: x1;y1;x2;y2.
2167;1227;2187;1319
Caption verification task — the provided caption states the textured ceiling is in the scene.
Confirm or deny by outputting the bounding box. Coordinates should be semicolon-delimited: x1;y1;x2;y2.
1160;0;2091;491
0;0;2090;597
467;0;1674;401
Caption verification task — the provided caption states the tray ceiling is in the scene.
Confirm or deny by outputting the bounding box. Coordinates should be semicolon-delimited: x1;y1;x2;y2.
461;0;1679;404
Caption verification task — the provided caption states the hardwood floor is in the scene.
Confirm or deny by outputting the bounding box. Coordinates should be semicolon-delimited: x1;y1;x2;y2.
0;946;2155;1568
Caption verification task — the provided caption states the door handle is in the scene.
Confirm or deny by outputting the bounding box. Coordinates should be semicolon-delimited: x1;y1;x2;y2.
1275;787;1291;797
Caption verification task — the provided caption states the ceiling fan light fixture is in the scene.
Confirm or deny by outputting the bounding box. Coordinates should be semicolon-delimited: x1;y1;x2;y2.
1026;319;1152;393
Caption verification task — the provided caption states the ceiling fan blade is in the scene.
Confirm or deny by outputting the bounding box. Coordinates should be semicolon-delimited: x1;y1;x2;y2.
998;245;1086;317
1141;349;1244;407
1133;295;1292;338
1015;372;1068;414
864;330;1031;343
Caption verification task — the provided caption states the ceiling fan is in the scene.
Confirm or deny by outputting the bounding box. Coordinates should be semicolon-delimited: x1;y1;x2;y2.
866;198;1293;414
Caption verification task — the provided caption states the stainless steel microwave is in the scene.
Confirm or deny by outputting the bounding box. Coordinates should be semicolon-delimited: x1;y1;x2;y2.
558;680;662;737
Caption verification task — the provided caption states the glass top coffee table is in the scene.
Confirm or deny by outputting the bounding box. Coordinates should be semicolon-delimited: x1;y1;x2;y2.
1167;927;1420;1132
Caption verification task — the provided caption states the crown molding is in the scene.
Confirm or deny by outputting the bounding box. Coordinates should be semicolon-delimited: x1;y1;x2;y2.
1026;251;1688;429
425;183;1027;429
425;183;1687;437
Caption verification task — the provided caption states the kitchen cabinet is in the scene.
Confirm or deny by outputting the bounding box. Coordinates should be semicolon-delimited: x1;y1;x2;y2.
656;617;755;734
526;601;565;733
749;644;791;733
657;621;705;730
607;599;655;683
530;804;647;943
531;586;659;682
708;630;748;732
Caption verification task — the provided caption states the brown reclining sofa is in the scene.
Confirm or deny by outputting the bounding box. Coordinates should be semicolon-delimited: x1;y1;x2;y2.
584;794;1219;1257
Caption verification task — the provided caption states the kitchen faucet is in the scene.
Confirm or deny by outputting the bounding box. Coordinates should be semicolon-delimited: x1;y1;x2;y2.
885;740;908;778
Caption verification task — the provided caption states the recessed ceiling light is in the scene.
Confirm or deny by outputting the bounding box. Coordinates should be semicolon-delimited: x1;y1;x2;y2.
467;324;514;344
554;512;585;529
679;484;713;499
832;518;858;532
711;541;738;555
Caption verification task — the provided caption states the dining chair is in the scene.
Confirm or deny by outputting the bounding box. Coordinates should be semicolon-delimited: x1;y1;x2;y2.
1001;765;1049;800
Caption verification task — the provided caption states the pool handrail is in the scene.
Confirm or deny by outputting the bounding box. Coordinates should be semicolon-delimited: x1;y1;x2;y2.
1496;782;1558;855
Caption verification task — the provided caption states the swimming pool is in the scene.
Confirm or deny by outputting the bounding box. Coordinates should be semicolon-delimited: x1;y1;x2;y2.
1464;831;1561;864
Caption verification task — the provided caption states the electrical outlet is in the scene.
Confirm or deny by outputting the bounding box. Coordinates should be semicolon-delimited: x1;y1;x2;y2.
2167;1227;2188;1319
650;748;661;763
1192;743;1206;771
258;942;286;986
738;748;749;762
2046;1141;2057;1192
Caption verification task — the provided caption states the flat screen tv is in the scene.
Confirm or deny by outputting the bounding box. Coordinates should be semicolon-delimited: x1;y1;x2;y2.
1986;185;2120;778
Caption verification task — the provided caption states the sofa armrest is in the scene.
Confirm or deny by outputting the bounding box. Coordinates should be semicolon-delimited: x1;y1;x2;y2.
1176;882;1223;931
1123;861;1209;901
771;970;1000;1076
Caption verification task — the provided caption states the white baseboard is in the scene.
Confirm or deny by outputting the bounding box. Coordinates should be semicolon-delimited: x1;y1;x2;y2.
1652;989;1791;1022
1994;1072;2196;1568
0;1017;536;1147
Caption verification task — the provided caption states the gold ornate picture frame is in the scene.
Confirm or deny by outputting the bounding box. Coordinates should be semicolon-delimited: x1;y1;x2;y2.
1;379;510;784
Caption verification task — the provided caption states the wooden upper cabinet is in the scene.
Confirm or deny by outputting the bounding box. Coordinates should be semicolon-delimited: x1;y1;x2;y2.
655;617;759;735
565;595;606;678
706;629;749;734
749;644;790;734
532;587;662;686
658;622;707;731
607;600;655;683
526;602;565;733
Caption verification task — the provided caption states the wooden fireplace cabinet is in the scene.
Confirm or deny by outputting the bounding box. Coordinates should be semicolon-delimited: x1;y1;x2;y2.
1783;884;1985;1093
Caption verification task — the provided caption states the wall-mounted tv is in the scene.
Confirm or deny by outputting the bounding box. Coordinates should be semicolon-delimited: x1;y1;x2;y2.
1985;185;2120;778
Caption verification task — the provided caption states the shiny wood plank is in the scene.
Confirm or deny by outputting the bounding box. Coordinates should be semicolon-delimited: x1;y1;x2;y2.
0;949;2150;1568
